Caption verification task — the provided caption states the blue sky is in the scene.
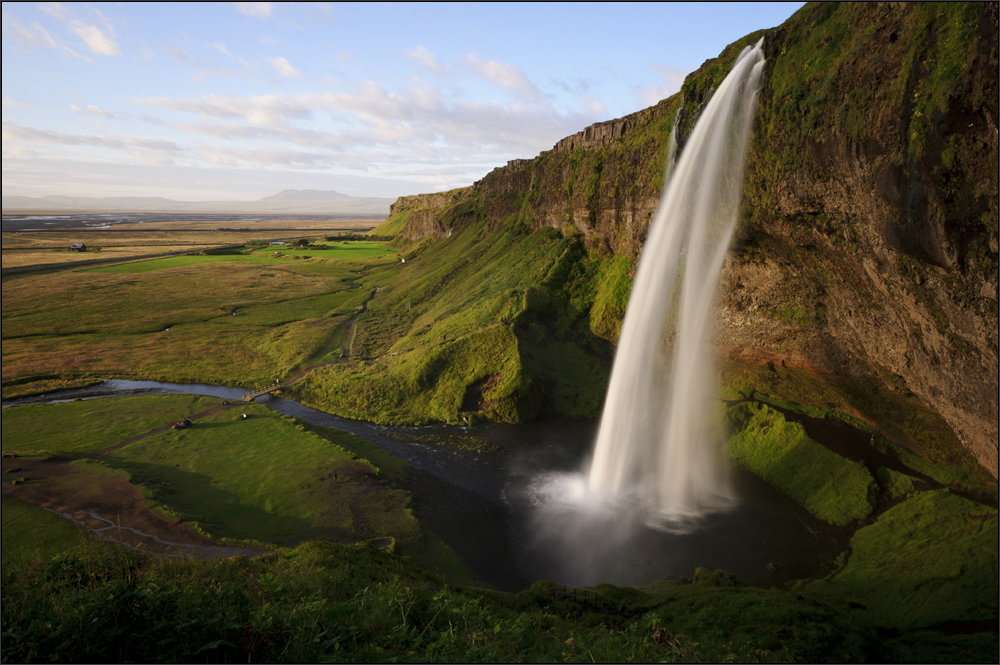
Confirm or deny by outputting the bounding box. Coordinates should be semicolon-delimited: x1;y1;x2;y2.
2;2;803;201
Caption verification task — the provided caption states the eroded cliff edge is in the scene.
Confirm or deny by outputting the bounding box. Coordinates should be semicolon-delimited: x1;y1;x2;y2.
374;3;997;475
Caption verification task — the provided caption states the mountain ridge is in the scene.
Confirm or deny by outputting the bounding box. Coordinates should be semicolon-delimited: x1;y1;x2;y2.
2;189;394;215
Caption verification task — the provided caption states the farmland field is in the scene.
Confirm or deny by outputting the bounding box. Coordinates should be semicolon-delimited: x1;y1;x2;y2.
1;241;395;399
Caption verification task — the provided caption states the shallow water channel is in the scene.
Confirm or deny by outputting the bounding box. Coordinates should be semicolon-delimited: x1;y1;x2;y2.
5;379;845;592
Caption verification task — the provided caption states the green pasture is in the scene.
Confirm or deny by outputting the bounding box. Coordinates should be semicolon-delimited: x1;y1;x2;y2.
1;498;99;566
2;256;372;391
294;213;614;425
1;394;219;456
86;254;278;273
253;241;391;259
721;356;994;492
103;402;422;548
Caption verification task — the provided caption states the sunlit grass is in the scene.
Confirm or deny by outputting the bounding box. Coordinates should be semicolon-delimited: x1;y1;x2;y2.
252;241;391;259
86;254;282;273
726;401;876;525
104;402;422;548
1;394;219;456
2;257;376;393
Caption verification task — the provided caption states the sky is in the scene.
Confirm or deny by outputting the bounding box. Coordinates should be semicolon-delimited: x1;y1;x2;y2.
2;2;804;202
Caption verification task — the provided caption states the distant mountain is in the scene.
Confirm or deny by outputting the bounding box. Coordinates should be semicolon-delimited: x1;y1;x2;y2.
257;189;351;202
1;189;394;215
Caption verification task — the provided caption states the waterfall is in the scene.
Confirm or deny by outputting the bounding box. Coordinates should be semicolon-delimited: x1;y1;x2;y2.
662;100;682;185
587;39;765;528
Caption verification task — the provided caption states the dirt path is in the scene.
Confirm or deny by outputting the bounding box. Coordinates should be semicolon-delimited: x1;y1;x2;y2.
280;285;379;387
3;399;268;559
3;454;265;559
96;401;243;455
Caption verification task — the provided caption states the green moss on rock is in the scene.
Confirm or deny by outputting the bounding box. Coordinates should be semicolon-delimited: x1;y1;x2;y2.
726;401;876;525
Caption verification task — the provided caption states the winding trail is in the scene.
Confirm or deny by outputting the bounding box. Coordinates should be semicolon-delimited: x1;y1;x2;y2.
240;285;380;401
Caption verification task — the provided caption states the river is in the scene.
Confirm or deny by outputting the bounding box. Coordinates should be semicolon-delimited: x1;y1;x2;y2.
3;379;843;592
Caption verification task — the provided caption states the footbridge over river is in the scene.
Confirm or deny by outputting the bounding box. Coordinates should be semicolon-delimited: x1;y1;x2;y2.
241;384;285;402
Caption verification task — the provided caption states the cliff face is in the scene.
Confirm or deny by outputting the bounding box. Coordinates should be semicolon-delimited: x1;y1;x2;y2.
382;2;998;475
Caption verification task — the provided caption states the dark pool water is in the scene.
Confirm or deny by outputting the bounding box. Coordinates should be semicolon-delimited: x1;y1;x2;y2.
4;380;845;592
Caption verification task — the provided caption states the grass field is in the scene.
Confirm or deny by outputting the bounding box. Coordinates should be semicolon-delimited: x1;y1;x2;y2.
3;228;269;270
86;254;282;273
1;394;220;456
292;214;614;425
104;402;422;547
2;395;432;555
6;535;995;664
805;489;998;630
1;497;98;566
2;245;209;269
1;250;384;396
252;241;393;259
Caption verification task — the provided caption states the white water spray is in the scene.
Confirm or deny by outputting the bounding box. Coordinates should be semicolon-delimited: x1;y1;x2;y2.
586;40;765;527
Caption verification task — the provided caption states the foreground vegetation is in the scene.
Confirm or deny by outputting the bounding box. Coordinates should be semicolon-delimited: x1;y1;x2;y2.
2;518;995;664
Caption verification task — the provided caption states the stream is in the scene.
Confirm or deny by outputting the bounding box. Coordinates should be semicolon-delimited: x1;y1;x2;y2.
4;379;844;592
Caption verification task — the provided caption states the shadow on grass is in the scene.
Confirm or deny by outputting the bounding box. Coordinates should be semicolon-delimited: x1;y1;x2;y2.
107;458;313;546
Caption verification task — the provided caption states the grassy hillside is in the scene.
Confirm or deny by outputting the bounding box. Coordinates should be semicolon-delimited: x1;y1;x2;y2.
294;204;616;424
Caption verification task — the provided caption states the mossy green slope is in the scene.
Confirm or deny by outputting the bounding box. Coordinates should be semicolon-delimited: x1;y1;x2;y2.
805;489;998;631
726;401;875;525
294;204;617;425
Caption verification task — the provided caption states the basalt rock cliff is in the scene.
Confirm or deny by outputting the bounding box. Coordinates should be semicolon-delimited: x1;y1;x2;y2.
371;3;997;476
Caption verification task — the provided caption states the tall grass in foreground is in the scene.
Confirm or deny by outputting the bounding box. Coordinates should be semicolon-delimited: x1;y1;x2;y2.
3;536;996;664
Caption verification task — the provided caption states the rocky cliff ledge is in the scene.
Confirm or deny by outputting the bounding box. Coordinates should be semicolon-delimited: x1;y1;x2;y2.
385;3;998;474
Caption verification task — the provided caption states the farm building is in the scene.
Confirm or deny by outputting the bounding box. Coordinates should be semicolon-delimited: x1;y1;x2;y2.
70;243;86;252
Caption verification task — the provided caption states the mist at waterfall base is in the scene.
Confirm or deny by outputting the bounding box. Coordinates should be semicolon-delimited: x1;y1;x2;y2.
524;40;767;585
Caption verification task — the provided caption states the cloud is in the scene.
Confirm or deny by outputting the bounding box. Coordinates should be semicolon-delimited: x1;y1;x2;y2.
235;2;273;18
267;56;303;79
638;64;688;106
2;123;182;171
69;20;120;56
3;119;183;154
212;42;257;70
37;3;72;21
406;45;450;76
2;14;91;60
466;54;544;100
164;44;246;82
5;18;57;49
579;95;608;116
70;104;117;119
3;97;29;108
201;145;328;169
134;79;602;171
37;3;121;57
135;93;313;126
